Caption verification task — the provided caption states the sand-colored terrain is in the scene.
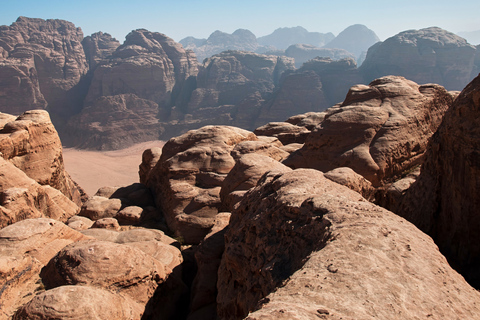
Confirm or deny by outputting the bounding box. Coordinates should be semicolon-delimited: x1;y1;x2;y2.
63;141;164;196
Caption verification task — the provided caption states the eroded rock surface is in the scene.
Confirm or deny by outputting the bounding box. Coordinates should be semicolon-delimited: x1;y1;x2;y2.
284;76;454;186
217;169;480;319
146;125;257;243
397;74;480;287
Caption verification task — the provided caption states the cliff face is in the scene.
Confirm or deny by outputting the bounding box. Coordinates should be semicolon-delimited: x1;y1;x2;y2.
0;17;89;120
360;27;477;91
397;74;480;287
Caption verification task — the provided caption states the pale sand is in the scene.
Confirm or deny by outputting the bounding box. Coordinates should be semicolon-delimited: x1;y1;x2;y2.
63;140;165;196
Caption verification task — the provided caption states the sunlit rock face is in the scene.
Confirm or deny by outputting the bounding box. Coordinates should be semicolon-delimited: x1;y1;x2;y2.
217;169;480;319
284;76;454;186
360;27;477;91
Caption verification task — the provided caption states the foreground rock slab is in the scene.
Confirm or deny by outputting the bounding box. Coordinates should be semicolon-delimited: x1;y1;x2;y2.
217;169;480;319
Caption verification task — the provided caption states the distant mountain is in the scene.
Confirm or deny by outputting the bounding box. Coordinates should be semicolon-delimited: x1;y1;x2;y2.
323;24;380;59
180;29;267;62
457;30;480;45
258;26;334;50
284;44;355;68
360;27;476;90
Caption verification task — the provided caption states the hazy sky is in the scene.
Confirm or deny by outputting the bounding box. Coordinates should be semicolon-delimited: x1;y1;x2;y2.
1;0;479;43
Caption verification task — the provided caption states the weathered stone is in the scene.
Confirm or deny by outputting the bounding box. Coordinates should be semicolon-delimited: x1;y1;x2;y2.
284;76;454;186
41;240;168;305
91;217;120;230
13;285;143;320
79;196;122;220
396;74;480;287
147;125;257;244
217;169;480;319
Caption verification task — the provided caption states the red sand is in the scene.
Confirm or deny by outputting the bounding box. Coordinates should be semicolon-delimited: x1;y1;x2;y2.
63;140;165;196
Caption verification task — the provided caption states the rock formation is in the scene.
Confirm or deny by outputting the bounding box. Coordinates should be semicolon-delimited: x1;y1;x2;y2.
396;74;480;287
257;26;335;50
323;24;380;59
181;29;265;62
0;110;83;227
145;125;257;244
284;44;355;68
0;218;92;318
0;110;83;204
0;17;89;121
217;169;480;319
81;31;120;70
256;58;363;125
360;27;477;91
284;76;455;186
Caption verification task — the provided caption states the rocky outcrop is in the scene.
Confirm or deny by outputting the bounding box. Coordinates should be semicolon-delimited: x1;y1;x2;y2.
396;74;480;287
360;27;477;91
284;44;355;68
0;218;91;318
257;26;335;50
42;240;168;305
146;125;257;244
0;110;83;204
284;76;455;186
13;285;144;320
220;153;292;212
82;31;120;70
0;17;89;120
323;24;380;59
217;169;480;319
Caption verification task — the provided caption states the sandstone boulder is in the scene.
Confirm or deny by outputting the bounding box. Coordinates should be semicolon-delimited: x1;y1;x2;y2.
0;158;79;227
324;167;375;201
0;110;83;205
147;125;257;243
66;215;94;230
254;122;311;145
91;217;120;230
0;218;91;318
230;139;289;162
284;76;454;186
217;169;480;319
79;196;122;220
360;27;477;90
140;147;162;184
285;111;326;130
220;153;292;212
396;74;480;287
13;285;143;320
42;239;168;305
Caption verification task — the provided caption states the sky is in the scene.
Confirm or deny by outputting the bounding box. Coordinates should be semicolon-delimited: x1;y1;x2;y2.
1;0;479;44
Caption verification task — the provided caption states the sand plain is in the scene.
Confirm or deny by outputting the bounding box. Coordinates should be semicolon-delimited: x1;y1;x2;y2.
63;140;165;196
